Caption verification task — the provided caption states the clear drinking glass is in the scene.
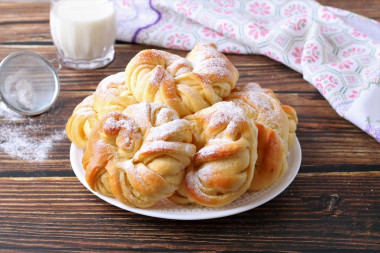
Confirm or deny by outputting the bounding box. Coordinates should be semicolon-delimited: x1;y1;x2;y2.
50;0;116;69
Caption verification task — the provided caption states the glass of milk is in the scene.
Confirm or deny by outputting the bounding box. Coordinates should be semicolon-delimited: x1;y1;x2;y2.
50;0;116;69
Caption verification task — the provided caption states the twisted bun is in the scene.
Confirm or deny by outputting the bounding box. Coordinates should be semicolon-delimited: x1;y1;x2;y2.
226;83;298;190
66;72;137;149
125;42;239;117
169;101;258;207
82;102;196;208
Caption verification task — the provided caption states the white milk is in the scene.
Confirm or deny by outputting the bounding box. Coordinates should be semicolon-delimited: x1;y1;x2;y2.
50;0;116;61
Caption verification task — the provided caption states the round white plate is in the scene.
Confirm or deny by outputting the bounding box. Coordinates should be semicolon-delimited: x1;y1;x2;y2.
70;138;302;220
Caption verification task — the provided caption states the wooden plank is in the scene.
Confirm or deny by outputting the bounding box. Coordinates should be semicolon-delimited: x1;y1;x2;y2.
0;2;50;23
0;174;378;251
0;2;50;44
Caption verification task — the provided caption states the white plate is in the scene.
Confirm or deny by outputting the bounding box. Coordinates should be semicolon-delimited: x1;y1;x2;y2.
70;138;301;220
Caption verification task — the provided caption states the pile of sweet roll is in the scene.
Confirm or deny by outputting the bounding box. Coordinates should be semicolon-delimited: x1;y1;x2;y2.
66;43;298;208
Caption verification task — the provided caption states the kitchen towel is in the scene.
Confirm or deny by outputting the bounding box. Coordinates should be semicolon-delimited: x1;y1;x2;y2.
115;0;380;143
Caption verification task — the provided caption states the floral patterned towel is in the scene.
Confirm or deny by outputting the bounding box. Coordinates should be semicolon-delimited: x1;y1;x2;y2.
115;0;380;143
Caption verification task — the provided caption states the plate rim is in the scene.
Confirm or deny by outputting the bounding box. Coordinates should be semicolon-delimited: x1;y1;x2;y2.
70;138;302;220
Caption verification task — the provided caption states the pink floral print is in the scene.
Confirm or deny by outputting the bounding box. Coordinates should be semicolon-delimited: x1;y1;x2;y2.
302;43;320;63
218;23;236;38
292;47;304;65
349;90;359;99
320;8;337;22
283;4;308;17
342;47;366;57
315;74;339;95
161;25;173;32
330;60;354;70
264;51;280;61
320;25;338;34
364;69;372;76
351;28;367;38
285;17;307;31
213;0;235;14
247;23;269;40
201;27;223;39
213;0;235;8
121;0;131;7
166;34;191;50
221;46;241;54
175;1;198;16
249;2;271;16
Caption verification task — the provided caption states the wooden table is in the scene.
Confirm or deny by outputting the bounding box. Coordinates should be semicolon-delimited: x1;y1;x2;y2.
1;1;379;251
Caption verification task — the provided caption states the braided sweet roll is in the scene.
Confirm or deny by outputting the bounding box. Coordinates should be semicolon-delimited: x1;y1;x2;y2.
169;101;258;207
226;83;298;191
82;102;196;208
66;72;137;149
124;42;239;117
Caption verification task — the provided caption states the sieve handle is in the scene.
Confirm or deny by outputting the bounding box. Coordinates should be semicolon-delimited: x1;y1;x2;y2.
49;58;62;72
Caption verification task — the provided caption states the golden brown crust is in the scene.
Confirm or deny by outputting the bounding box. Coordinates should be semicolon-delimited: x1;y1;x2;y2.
168;101;258;207
125;42;239;117
82;102;196;208
249;123;286;191
66;95;97;149
67;44;300;208
66;72;137;149
227;83;290;146
281;105;298;147
226;83;297;191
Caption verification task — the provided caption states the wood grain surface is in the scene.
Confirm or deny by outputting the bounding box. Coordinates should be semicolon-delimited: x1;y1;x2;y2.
0;1;379;252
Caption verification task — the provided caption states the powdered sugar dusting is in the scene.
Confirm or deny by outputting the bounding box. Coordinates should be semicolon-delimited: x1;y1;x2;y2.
124;102;152;131
166;58;193;76
196;145;217;160
137;141;195;157
192;42;220;59
192;102;250;161
0;102;25;120
206;101;248;128
245;92;278;124
99;72;125;88
196;138;233;159
148;66;165;89
196;163;215;182
0;127;65;161
195;58;230;80
102;115;140;141
137;49;162;63
124;43;238;119
94;72;129;106
104;116;119;127
146;119;187;142
247;92;274;111
154;107;179;126
185;43;235;82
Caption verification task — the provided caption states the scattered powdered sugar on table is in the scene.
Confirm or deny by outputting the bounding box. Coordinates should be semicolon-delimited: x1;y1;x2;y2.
0;125;65;161
0;101;24;120
0;101;66;162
